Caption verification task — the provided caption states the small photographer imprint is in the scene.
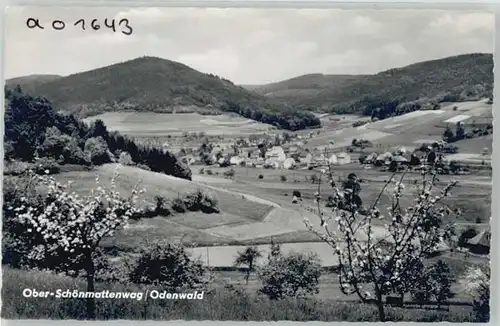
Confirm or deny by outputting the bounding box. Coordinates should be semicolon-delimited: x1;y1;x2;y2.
26;17;133;35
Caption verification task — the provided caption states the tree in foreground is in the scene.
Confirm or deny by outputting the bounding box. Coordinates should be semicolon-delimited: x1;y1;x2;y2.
460;265;490;322
234;246;262;284
303;156;457;321
7;166;144;319
259;250;321;300
427;260;455;309
411;270;432;308
129;241;207;290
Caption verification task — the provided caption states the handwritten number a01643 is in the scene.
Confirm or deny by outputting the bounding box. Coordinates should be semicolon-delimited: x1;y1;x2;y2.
119;18;133;35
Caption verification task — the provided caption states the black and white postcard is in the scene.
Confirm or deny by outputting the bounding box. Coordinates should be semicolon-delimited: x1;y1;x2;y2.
2;6;493;323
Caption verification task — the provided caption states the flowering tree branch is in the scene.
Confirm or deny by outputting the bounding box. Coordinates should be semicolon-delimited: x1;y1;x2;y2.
302;154;458;321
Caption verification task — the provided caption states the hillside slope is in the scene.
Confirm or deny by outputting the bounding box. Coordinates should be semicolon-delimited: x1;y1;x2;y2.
16;56;321;131
294;53;493;117
243;73;367;102
5;74;62;95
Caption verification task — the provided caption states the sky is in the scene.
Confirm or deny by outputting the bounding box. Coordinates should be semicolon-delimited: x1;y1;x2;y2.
4;7;494;85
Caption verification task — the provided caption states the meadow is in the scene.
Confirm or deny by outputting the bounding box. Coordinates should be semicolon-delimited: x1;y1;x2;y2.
83;112;274;137
303;99;493;155
54;164;278;251
1;266;477;322
48;160;491;262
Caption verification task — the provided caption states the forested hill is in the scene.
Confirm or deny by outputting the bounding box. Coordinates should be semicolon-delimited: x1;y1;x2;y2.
243;73;367;100
291;53;493;118
7;56;321;131
3;85;192;180
5;74;62;95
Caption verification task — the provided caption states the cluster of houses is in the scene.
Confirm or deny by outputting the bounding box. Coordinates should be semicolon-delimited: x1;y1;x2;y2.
229;145;353;170
180;143;354;170
360;148;412;169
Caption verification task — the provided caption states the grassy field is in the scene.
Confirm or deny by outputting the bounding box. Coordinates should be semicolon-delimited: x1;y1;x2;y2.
46;160;485;253
453;135;493;153
54;164;277;250
192;164;492;225
213;254;484;301
49;161;489;261
101;216;237;251
302;99;492;154
57;164;273;219
1;266;477;321
83;112;274;137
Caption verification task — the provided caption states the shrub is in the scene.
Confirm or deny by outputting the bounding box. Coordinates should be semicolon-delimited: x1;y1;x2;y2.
199;168;205;175
171;197;187;213
33;157;61;175
223;168;235;179
259;251;322;300
183;189;219;213
118;151;135;166
412;260;455;309
37;126;87;165
292;190;301;198
84;136;112;165
473;285;490;322
206;169;213;175
198;190;219;213
258;174;264;179
129;242;206;290
280;175;287;182
154;195;170;216
411;274;433;308
136;163;151;171
352;120;369;128
3;160;30;175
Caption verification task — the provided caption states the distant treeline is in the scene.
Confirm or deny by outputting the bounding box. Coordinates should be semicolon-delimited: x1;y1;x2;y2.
224;101;321;131
4;85;192;180
333;83;492;121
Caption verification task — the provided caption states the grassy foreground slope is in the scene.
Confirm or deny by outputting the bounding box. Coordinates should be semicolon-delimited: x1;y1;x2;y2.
2;266;475;321
9;56;321;131
55;164;274;249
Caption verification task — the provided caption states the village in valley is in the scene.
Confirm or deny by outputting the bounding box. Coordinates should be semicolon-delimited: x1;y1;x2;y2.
161;100;492;183
2;7;493;323
95;94;492;256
